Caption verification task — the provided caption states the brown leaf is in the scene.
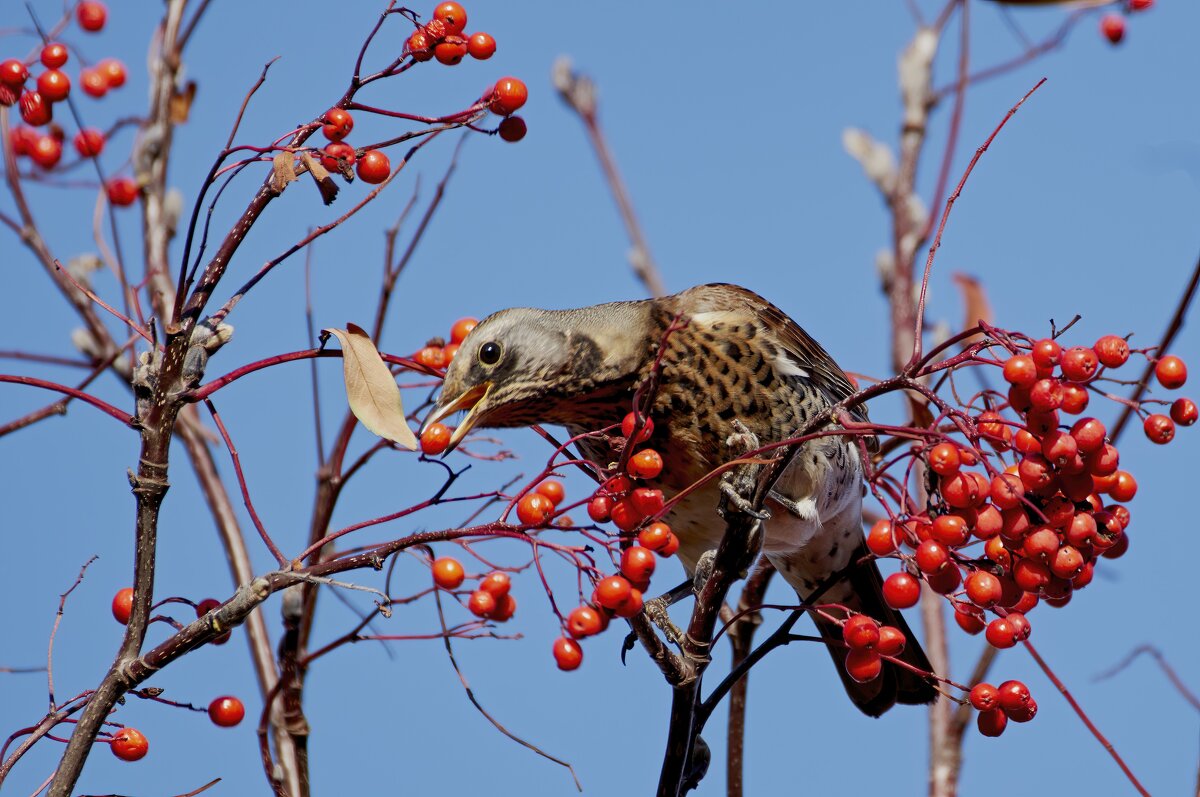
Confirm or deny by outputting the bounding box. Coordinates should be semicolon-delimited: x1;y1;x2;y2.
952;272;993;344
299;151;339;206
269;152;297;194
324;324;418;450
170;81;197;124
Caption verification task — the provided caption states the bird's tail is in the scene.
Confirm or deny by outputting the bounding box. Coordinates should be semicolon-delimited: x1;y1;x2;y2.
777;543;938;717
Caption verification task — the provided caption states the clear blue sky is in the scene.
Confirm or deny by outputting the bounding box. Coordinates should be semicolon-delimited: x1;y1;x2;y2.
2;2;1198;795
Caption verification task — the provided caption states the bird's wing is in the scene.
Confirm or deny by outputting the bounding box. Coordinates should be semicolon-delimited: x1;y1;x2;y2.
686;283;870;425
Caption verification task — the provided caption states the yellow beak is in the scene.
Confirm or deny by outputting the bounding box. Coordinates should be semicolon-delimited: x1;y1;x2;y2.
421;382;492;453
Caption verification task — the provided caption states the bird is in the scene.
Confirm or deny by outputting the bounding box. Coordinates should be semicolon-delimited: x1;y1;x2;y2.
422;282;936;716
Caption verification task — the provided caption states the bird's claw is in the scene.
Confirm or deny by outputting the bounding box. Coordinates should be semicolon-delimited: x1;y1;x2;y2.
644;595;685;647
720;479;770;519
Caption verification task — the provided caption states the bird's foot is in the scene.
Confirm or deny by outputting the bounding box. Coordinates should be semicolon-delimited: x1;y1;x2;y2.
693;549;717;592
720;479;770;519
719;421;770;519
643;595;685;647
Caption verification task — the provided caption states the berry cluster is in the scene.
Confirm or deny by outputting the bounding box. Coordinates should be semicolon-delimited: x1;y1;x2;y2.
111;588;234;645
868;334;1191;736
1100;0;1154;45
839;614;912;684
317;107;394;185
550;412;681;671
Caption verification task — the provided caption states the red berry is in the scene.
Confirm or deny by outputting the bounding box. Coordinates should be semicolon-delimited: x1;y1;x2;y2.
0;59;28;88
612;587;644;618
1155;355;1188;389
1171;397;1197;426
953;602;986;635
467;32;496;60
553;637;583;670
19;91;52;126
1094;335;1130;368
1100;13;1126;44
866;519;898;557
535;479;565;505
997;679;1033;713
356;149;390;184
77;1;108;31
30;135;62;169
844;649;882;683
433;2;468;35
419;422;452;455
658;532;680;557
434;38;468;65
488;77;528;116
320;141;355;171
985;618;1017;649
208;696;245;728
1006;611;1032;641
479;571;511;598
926;564;962;595
567;605;604;638
1029;378;1064;412
110;728;149;761
965;570;1002;608
587;494;614;523
883;572;920;609
1143;414;1175;445
930;514;968;547
914;540;950;574
432;556;465;589
988;473;1023;511
621;412;655;443
594;575;632;610
620;546;657;583
1013;558;1051;593
1022;527;1059;560
105;176;138;207
1051;545;1084;579
195;598;231;644
322;108;354;142
1060;383;1089;415
41;43;69;69
1129;0;1153;9
1031;339;1062;370
497;115;527;143
73;128;105;157
1070;417;1107;455
36;69;70;103
1002;355;1038;388
977;708;1008;737
927;442;962;476
490;593;517;622
630;487;665;516
111;587;134;624
1008;697;1038;723
80;68;108;98
516;493;554;526
638;521;673;552
977;411;1011;449
609;498;645;532
842;615;880;650
407;30;434;61
99;58;126;88
628;448;664;479
1108;470;1137;502
876;625;906;657
1061;347;1100;382
467;589;496;618
969;682;1000;711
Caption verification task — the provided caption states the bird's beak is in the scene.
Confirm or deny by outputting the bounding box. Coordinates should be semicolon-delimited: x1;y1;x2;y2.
421;381;493;453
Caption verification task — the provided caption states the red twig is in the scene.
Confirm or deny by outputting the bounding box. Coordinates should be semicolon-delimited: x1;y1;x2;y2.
0;375;136;427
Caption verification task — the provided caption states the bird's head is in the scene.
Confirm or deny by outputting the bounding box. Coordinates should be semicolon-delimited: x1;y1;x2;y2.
421;302;653;452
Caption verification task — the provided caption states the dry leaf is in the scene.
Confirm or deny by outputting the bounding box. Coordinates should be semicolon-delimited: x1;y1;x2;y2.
952;272;993;345
324;324;418;450
170;81;197;124
299;151;339;206
269;152;297;194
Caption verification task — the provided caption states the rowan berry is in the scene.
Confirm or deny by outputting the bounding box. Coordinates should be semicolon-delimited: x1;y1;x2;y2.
99;58;126;87
467;31;496;59
587;494;613;523
1155;355;1187;389
1060;347;1099;382
931;514;968;547
1143;414;1174;444
112;587;134;624
997;679;1033;713
432;556;465;589
630;487;664;516
567;605;604;638
36;69;70;102
842;615;880;650
479;571;511;598
876;625;906;656
845;649;882;682
73;128;105;157
468;589;496;617
1060;383;1089;414
420;422;452;455
491;593;517;622
1031;339;1062;370
927;442;962;476
320;141;355;171
628;448;664;479
195;598;231;644
553;637;583;670
915;540;950;574
621;412;655;444
488;77;528;116
970;682;1000;711
535;479;565;505
1002;355;1037;388
866;519;898;556
609;498;645;532
80;68;107;97
612;588;644;618
356;149;390;184
407;30;435;61
594;575;632;610
208;696;245;727
977;708;1008;737
1171;397;1197;426
433;2;468;35
77;1;108;31
638;521;673;552
953;602;986;634
0;59;28;87
110;728;149;761
498;115;527;143
965;570;1002;608
41;43;69;69
977;411;1011;448
19;90;51;126
621;546;656;583
658;532;680;557
1100;13;1125;44
322;108;354;141
434;38;468;65
1094;335;1130;368
985;618;1017;649
926;564;961;595
882;572;920;609
30;135;62;169
516;493;554;526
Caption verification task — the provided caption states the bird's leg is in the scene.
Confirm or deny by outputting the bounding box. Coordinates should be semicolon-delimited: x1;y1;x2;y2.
718;421;770;520
641;579;693;647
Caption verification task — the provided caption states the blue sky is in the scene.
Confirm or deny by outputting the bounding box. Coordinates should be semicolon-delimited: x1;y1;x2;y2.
2;2;1198;795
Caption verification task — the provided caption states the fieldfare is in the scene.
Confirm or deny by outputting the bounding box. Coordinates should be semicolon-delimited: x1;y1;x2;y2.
423;283;936;716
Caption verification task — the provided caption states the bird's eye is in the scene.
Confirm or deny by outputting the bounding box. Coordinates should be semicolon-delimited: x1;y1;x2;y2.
478;341;502;365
